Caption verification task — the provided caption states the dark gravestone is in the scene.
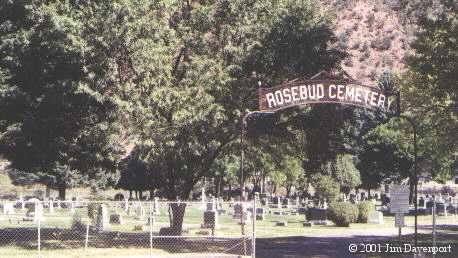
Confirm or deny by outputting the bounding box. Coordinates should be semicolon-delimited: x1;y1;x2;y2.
202;211;217;229
306;208;327;221
297;207;307;215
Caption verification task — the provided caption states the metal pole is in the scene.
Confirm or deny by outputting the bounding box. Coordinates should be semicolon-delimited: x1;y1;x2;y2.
252;195;256;258
432;189;436;258
38;203;41;258
150;202;153;257
240;113;246;202
85;223;89;250
413;123;418;247
399;115;418;246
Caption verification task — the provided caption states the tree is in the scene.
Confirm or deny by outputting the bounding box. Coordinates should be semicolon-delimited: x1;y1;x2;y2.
399;0;457;183
321;154;361;195
0;1;125;199
311;174;340;202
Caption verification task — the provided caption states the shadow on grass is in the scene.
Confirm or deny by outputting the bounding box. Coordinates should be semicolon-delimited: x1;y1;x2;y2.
256;233;458;258
0;227;251;256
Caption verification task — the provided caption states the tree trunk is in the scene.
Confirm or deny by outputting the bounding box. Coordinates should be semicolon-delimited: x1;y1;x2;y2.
129;190;132;199
139;191;143;200
286;185;291;197
135;191;138;200
160;203;187;236
58;185;66;200
149;189;154;200
409;178;414;204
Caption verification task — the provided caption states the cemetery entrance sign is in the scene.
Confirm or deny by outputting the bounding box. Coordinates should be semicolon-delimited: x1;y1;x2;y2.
258;78;399;115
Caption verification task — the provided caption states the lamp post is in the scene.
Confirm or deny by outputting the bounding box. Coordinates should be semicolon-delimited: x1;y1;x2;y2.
240;111;274;201
398;115;418;246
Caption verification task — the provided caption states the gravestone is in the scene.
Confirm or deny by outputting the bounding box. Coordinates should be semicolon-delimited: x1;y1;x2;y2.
109;213;123;225
70;201;75;214
153;197;160;215
276;196;281;209
206;198;216;211
71;213;85;232
202;210;218;229
122;199;129;212
233;203;250;222
306;208;327;222
255;207;265;220
95;204;109;231
282;198;290;208
3;202;14;215
48;200;54;214
368;211;384;224
297;207;307;215
135;203;145;219
25;202;44;222
276;221;287;226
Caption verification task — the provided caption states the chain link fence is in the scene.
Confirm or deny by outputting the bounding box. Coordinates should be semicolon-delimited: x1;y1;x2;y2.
0;199;257;258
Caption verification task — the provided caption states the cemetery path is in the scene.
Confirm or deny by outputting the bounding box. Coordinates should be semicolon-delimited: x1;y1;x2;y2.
255;226;458;258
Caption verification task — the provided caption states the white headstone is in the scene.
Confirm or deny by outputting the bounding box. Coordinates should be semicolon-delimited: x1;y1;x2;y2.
3;202;14;215
153;197;160;215
135;202;145;219
95;204;109;231
70;201;75;214
34;202;44;222
48;200;54;214
276;196;281;209
124;199;129;212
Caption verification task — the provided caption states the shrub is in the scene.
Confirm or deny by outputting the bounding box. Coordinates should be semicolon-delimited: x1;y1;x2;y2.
328;202;359;227
88;203;101;219
357;201;375;223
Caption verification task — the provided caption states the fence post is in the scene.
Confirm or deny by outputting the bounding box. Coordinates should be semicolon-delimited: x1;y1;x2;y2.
37;201;41;258
252;196;256;258
85;223;89;250
149;201;153;257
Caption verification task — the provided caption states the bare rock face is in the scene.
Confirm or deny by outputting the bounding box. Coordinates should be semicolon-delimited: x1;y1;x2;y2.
320;0;412;84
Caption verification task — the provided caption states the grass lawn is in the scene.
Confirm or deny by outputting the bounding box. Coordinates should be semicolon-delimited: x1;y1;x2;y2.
1;203;456;257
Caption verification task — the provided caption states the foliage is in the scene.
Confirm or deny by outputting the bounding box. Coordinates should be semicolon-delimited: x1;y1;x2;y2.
357;201;375;223
328;202;359;227
311;174;340;202
321;154;361;194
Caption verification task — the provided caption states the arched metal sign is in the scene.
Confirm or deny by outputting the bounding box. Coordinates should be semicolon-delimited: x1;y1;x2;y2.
258;71;400;115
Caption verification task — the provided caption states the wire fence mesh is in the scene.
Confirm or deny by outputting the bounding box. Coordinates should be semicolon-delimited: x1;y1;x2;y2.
0;199;256;258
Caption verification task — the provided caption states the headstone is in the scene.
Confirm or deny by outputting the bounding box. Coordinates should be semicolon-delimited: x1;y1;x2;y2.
233;203;250;222
70;201;75;214
3;202;14;215
202;210;218;229
33;202;44;222
206;198;216;211
303;222;313;227
109;214;123;225
276;196;281;209
306;208;327;222
48;200;54;214
95;204;109;231
276;221;287;226
20;198;25;210
135;202;145;219
153;197;160;215
282;198;290;208
123;199;129;212
200;188;206;209
134;225;146;231
255;207;265;220
57;199;61;209
71;213;85;232
368;211;384;224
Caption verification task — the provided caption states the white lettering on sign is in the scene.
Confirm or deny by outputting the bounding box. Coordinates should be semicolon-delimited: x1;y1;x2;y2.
390;185;410;214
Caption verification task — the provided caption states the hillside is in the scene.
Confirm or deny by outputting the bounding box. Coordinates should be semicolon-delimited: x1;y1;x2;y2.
321;0;414;84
